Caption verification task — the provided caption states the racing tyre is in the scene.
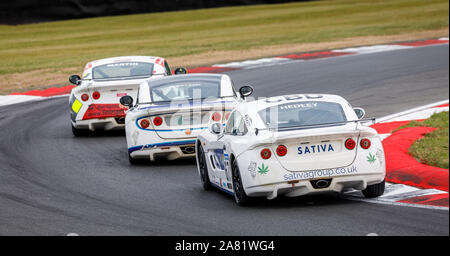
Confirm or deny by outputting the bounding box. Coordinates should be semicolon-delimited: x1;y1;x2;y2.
71;125;88;137
231;157;252;206
362;179;385;198
128;153;146;165
197;144;212;190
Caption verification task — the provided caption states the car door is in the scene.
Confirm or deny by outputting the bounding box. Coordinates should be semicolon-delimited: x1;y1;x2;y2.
208;111;247;190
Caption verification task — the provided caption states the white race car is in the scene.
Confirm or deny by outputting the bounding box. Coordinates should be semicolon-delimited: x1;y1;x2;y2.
69;56;176;136
120;73;254;163
196;94;386;206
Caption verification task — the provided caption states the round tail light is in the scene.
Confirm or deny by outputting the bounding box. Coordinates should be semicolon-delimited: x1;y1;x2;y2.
153;116;163;126
360;138;371;149
92;91;100;100
81;93;89;101
212;112;221;122
140;119;150;129
261;148;272;159
345;138;356;150
276;145;287;156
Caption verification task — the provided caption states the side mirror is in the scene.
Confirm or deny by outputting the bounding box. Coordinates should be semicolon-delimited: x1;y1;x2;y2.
69;75;81;85
353;107;365;119
174;67;188;75
120;95;134;108
239;85;254;99
210;123;223;135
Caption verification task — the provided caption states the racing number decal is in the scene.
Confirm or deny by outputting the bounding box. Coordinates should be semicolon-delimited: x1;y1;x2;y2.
212;149;232;186
265;94;323;103
212;149;226;171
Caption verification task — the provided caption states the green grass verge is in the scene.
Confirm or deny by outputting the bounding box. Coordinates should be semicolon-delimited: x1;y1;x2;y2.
0;0;448;77
396;111;449;169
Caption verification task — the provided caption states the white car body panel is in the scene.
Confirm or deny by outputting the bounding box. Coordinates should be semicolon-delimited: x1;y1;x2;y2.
125;74;244;161
70;56;171;131
196;94;386;199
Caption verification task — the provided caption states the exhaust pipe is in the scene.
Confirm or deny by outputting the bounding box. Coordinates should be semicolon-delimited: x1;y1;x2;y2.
115;117;126;124
181;146;195;154
310;179;332;189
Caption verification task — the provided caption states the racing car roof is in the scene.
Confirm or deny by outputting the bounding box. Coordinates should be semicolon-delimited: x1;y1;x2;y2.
235;94;357;128
81;56;167;80
240;94;351;112
137;73;237;104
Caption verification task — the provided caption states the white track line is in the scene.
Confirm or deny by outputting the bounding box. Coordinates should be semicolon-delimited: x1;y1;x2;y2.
332;45;413;54
344;195;449;211
213;57;292;68
376;99;449;123
0;95;44;107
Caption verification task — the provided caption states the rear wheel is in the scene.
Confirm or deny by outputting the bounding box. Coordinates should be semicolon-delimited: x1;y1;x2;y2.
71;125;88;137
362;179;385;198
128;153;140;165
128;152;150;165
231;157;252;206
198;144;212;190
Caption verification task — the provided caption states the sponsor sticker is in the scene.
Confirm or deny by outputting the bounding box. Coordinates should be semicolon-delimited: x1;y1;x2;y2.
298;144;335;155
280;102;318;110
71;99;82;113
283;166;358;181
82;104;127;120
258;163;270;175
248;162;257;179
106;62;139;67
367;152;376;164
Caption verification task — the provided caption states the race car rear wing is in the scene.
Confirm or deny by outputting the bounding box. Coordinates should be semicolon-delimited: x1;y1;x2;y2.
136;102;234;116
254;118;376;135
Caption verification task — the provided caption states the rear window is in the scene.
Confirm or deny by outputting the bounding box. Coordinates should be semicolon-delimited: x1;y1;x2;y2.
150;79;220;103
93;62;154;80
258;101;347;128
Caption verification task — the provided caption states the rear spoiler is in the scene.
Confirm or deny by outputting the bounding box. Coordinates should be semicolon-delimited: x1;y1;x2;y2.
137;102;233;116
255;118;376;135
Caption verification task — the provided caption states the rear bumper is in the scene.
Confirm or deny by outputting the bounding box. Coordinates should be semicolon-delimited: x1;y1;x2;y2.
129;140;196;161
245;172;386;200
72;117;125;131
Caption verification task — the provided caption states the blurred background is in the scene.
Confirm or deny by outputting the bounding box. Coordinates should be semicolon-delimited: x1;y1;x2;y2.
0;0;312;24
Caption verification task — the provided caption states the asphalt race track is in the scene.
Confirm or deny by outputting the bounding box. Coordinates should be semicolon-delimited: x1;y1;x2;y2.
0;44;448;235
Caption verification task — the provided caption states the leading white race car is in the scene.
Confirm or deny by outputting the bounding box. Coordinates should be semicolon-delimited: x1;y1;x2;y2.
69;56;177;136
120;73;254;163
196;94;386;206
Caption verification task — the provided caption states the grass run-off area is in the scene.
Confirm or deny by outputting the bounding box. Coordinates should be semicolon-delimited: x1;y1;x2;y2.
0;0;448;93
396;111;449;169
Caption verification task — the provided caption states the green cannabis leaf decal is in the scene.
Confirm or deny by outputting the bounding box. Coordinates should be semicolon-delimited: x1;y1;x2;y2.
367;152;376;163
258;163;269;175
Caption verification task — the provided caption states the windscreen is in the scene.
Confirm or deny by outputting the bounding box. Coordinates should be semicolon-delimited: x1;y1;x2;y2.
150;79;220;103
258;101;347;128
92;62;154;80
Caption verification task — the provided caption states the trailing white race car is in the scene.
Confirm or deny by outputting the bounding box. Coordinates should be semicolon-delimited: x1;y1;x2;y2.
120;73;254;163
68;56;180;136
196;94;386;206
